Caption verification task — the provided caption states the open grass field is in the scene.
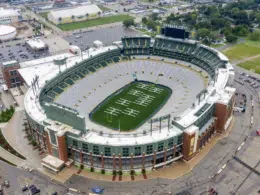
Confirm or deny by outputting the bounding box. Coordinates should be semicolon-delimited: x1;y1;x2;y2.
57;15;134;31
223;41;260;61
98;5;111;11
237;56;260;74
39;12;49;19
90;81;172;131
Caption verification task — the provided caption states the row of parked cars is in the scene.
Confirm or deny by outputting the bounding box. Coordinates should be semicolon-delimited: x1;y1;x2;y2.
240;72;260;89
22;184;58;195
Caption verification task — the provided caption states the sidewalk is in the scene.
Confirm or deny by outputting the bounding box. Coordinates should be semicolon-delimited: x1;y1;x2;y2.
1;110;42;169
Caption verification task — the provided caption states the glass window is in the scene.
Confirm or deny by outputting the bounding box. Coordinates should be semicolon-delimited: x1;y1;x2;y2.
49;130;56;145
82;143;88;153
9;70;17;76
177;135;183;145
168;139;174;148
104;147;111;156
146;145;153;155
158;142;164;152
72;140;78;148
134;146;141;156
122;147;129;157
93;145;99;155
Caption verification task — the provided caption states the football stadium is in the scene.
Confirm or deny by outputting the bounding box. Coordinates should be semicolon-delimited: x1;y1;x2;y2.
24;27;236;173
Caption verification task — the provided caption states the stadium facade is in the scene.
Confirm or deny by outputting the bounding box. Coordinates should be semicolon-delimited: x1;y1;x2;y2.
24;34;235;173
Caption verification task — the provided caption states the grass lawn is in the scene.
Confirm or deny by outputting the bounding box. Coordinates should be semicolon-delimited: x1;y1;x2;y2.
210;43;225;48
237;56;260;74
98;5;111;11
39;11;49;19
90;81;172;131
57;15;134;31
223;41;260;61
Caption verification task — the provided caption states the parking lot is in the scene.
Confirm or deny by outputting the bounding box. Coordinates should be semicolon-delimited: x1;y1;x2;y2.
0;43;50;63
64;25;142;50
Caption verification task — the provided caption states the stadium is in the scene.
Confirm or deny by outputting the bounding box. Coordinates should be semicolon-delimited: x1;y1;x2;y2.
24;27;235;173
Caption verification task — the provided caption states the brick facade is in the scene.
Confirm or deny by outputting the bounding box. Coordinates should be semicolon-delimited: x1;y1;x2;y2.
1;62;24;88
57;135;68;162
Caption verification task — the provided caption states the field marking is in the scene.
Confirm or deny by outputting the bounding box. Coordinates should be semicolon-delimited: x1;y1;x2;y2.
116;98;132;106
128;89;144;96
122;108;140;117
147;86;163;94
104;107;121;116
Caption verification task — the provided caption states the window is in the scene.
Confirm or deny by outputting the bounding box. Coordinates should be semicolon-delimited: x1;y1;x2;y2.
157;142;164;152
104;147;111;156
168;139;174;148
82;143;88;153
134;146;141;156
146;145;153;155
49;130;56;145
72;140;78;148
177;135;183;145
9;70;17;76
122;148;129;157
93;145;99;155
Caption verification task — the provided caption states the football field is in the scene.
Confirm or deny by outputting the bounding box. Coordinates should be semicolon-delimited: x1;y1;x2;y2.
90;81;172;131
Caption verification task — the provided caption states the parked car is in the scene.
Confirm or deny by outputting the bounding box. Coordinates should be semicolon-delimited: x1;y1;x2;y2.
4;180;9;188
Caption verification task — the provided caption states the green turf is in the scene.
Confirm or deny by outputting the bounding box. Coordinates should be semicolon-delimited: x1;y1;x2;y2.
223;41;260;61
90;81;172;131
237;56;260;74
98;5;111;11
39;12;49;19
57;15;134;31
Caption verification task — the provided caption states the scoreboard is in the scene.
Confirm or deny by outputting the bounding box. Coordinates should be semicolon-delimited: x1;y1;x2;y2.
161;27;189;39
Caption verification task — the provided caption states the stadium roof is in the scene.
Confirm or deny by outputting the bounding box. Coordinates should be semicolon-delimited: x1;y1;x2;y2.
48;4;102;19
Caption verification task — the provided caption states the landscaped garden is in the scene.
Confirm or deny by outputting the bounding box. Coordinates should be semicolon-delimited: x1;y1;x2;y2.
0;129;26;160
0;106;15;123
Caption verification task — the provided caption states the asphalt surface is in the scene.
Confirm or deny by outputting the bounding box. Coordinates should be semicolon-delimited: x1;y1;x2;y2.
63;25;142;50
0;43;49;63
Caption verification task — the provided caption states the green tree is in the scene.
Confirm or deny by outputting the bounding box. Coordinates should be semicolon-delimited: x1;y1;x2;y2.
249;31;260;41
123;19;134;28
142;17;148;24
85;13;89;18
71;15;75;20
146;20;157;31
197;28;210;40
226;34;238;43
232;25;249;36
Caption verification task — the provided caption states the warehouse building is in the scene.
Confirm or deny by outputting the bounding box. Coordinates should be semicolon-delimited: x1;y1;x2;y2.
0;8;22;25
47;4;102;24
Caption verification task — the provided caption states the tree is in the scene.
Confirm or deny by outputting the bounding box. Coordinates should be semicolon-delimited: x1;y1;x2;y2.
197;28;210;40
71;15;75;20
123;19;134;28
98;11;101;16
146;20;157;31
85;13;89;18
58;17;62;23
166;13;176;24
232;25;249;36
226;34;238;43
142;17;148;24
249;31;260;41
150;13;159;21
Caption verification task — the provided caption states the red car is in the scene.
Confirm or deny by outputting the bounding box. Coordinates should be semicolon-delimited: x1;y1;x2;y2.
256;129;260;136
